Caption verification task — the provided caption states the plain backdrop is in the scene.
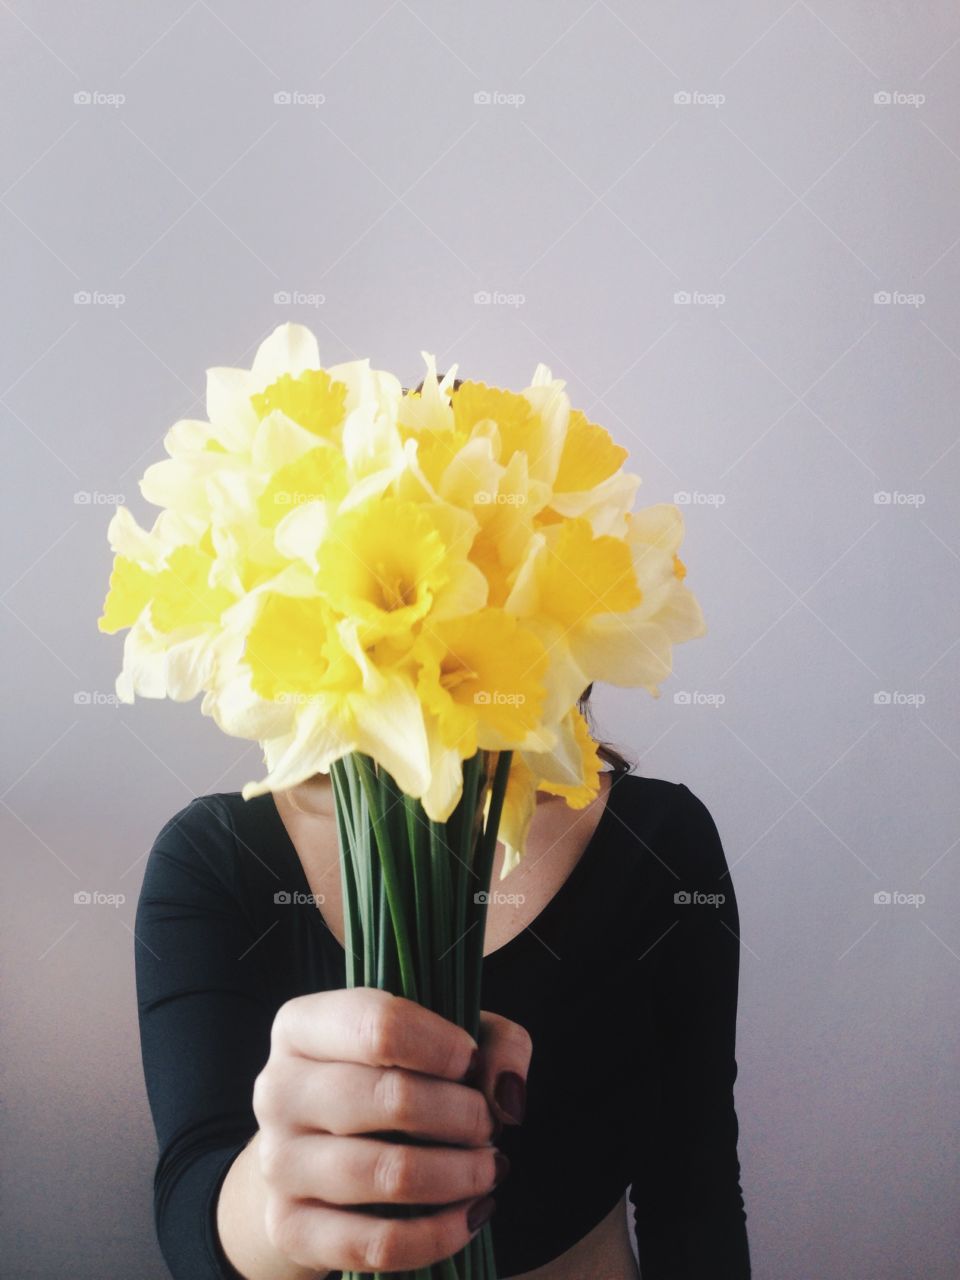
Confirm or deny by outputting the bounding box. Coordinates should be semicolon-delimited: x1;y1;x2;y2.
2;3;959;1277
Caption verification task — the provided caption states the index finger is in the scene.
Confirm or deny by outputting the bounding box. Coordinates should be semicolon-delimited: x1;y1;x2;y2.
274;987;478;1082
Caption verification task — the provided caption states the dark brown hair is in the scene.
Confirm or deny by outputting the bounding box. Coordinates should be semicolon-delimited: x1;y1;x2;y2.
410;373;636;779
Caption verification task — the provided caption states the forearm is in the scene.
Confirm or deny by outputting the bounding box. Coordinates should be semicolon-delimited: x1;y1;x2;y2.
217;1131;332;1280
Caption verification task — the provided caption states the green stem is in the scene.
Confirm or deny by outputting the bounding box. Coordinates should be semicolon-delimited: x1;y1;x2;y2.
428;812;453;1022
355;753;419;1002
457;752;484;1036
466;750;512;1043
329;749;502;1280
405;792;432;1011
329;760;360;986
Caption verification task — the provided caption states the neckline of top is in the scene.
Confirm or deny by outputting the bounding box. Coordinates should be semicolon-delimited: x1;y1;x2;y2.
263;765;631;966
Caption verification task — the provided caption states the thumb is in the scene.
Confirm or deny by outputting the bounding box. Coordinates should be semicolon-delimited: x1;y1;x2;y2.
469;1010;533;1130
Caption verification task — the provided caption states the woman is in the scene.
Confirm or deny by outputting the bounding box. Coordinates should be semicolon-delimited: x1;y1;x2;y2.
135;682;751;1278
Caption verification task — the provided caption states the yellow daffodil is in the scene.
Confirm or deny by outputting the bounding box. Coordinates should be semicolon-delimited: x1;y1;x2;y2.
100;324;707;859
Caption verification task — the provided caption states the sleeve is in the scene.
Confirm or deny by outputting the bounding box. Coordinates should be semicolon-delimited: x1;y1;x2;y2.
134;796;277;1280
630;783;752;1279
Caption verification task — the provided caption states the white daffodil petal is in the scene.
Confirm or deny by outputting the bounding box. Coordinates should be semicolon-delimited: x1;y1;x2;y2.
520;718;585;791
548;470;642;536
627;503;684;557
242;698;355;799
273;501;330;570
162;418;220;456
251;412;328;472
140;457;211;513
338;461;404;512
655;583;708;645
503;532;545;615
205;366;259;449
438;435;502;509
398;352;457;433
431;560;489;622
164;630;224;702
351;676;431;798
574;613;673;692
202;671;296;741
420;737;466;824
106;506;159;564
116;617;168;701
250;322;321;386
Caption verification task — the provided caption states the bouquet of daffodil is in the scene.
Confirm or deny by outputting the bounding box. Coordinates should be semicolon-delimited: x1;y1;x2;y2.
99;323;705;1280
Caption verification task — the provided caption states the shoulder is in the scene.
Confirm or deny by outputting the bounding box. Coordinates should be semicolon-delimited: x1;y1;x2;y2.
148;791;237;866
136;793;234;908
139;790;269;907
614;773;731;884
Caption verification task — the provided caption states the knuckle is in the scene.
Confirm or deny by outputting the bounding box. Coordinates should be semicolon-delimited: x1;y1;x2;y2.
476;1150;497;1196
257;1132;290;1184
438;1031;466;1080
264;1195;303;1260
470;1089;493;1139
424;1215;459;1267
373;1142;417;1199
271;997;299;1047
364;1218;405;1272
252;1059;294;1125
501;1020;533;1060
358;992;401;1063
252;1065;278;1123
375;1067;414;1127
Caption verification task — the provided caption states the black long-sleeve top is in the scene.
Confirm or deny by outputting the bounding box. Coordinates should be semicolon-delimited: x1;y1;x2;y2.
134;767;751;1278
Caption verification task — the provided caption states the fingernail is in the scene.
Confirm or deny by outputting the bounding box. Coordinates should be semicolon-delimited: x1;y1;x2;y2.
493;1151;511;1186
494;1071;526;1124
468;1194;497;1234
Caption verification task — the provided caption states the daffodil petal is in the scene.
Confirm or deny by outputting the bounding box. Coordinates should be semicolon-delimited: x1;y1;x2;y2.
250;322;321;386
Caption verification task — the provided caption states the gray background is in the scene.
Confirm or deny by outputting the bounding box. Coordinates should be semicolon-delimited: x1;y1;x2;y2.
2;2;959;1277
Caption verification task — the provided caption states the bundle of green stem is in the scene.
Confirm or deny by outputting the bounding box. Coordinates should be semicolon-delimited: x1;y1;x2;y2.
328;747;512;1280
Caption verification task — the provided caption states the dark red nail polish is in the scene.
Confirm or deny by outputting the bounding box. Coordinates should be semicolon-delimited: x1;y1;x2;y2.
468;1194;497;1234
465;1047;480;1082
493;1151;511;1185
494;1070;526;1124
